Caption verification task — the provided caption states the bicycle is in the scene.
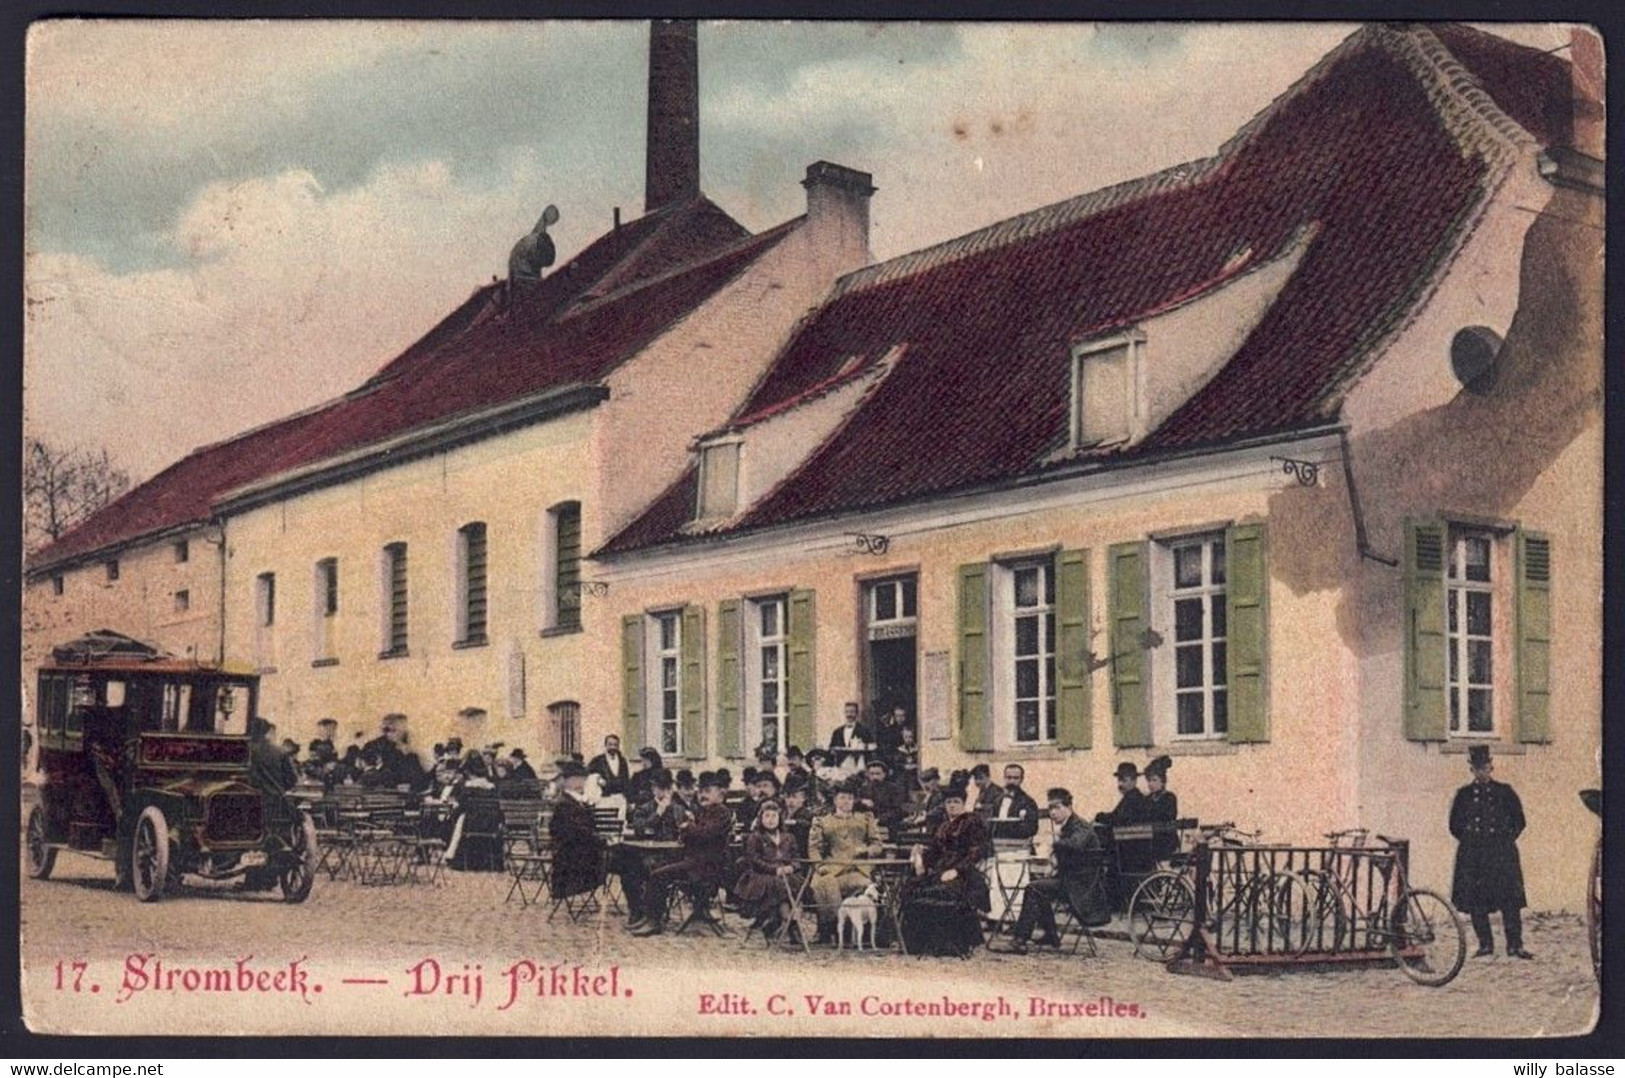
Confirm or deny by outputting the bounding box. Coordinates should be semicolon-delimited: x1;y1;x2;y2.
1293;829;1466;986
1128;823;1309;961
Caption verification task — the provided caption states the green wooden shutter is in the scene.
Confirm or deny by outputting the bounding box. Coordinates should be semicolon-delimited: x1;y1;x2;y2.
1107;542;1152;748
717;599;744;759
1403;519;1448;741
786;590;816;752
957;562;992;752
621;614;644;747
1514;529;1552;744
681;604;706;759
1055;548;1093;750
1225;523;1269;744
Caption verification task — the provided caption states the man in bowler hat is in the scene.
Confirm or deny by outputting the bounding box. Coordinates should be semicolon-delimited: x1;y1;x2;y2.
1450;745;1532;958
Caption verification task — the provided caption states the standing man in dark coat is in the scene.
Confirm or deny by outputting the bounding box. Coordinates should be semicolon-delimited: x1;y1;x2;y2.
986;763;1041;841
548;761;606;903
587;735;632;798
1007;788;1111;951
1450;745;1531;959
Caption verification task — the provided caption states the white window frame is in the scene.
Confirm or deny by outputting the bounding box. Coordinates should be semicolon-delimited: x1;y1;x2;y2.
1069;330;1146;450
867;575;918;634
1151;534;1228;742
1446;527;1501;739
991;558;1057;748
747;595;789;754
696;436;745;522
646;610;684;756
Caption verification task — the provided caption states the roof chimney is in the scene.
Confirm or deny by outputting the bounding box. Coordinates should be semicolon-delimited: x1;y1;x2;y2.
802;160;876;265
645;19;700;214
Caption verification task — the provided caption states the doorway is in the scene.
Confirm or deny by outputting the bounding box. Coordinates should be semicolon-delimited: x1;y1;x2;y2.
863;575;919;727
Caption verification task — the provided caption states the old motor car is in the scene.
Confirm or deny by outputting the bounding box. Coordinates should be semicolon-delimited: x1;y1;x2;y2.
25;630;317;902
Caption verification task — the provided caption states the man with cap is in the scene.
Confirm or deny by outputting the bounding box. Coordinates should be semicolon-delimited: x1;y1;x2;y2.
914;768;948;832
673;769;700;814
1095;762;1150;908
986;763;1041;841
1006;788;1110;952
508;748;538;782
807;777;888;943
548;761;606;904
613;768;689;930
1095;762;1149;827
587;734;631;798
634;771;734;935
1450;745;1532;959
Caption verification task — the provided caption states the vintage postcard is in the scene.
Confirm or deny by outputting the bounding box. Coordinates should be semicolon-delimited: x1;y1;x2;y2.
19;18;1603;1039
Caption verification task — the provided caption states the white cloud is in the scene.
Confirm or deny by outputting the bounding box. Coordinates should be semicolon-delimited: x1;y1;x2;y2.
25;154;562;479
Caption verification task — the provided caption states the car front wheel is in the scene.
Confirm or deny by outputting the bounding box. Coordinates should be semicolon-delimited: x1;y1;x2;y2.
131;806;171;903
26;807;55;880
279;812;318;903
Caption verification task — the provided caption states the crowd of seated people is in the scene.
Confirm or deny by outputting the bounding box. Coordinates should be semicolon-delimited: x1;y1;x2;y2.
287;711;1184;956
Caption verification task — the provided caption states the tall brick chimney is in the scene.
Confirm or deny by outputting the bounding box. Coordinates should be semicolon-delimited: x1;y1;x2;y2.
645;19;700;214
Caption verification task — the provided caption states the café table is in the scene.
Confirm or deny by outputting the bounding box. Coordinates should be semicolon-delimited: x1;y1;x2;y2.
788;856;914;955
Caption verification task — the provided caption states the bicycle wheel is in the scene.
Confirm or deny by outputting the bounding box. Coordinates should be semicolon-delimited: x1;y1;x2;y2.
1390;888;1465;986
1129;871;1195;961
1260;872;1313;956
1292;870;1350;956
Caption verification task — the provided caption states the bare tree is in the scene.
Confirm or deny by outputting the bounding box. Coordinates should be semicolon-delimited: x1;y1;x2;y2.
23;438;131;553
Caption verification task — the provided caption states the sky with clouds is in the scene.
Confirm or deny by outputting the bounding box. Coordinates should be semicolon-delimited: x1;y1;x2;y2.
23;19;1570;482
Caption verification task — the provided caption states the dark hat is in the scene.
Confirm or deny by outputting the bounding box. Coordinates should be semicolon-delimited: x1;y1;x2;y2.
806;748;829;763
715;768;733;787
650;767;675;789
308;739;328;752
676;768;697;787
699;770;725;790
742;767;760;784
783;773;810;794
832;777;861;797
316;717;338;728
639;747;662;765
1046;787;1074;806
1468;745;1493;768
970;763;991;779
559;760;589;780
757;770;782;789
919;767;941;783
1145;755;1172;778
1114;762;1141;781
446;737;463;751
866;757;891;773
786;745;805;759
942;783;970;803
509;748;526;760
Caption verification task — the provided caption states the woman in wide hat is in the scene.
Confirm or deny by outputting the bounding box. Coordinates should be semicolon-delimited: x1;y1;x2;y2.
899;783;991;957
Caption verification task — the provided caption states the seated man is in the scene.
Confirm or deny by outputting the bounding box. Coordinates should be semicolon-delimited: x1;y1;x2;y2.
985;763;1041;842
807;779;887;945
548;761;606;903
612;769;688;931
1007;788;1111;952
856;759;907;835
633;771;733;936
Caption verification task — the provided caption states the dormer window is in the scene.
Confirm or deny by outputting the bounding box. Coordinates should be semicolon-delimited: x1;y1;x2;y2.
697;438;742;522
1071;331;1145;450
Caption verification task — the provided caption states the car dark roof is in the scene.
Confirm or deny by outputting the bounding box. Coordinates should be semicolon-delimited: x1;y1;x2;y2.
601;24;1575;556
31;197;796;572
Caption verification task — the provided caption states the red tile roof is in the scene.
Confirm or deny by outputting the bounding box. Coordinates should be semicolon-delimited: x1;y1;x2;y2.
601;24;1574;556
31;197;792;571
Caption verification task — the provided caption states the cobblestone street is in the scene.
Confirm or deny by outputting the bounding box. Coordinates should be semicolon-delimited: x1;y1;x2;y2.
20;852;1599;1039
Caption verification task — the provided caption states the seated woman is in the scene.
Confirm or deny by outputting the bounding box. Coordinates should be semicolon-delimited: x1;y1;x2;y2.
899;784;990;957
1142;755;1180;862
733;800;804;942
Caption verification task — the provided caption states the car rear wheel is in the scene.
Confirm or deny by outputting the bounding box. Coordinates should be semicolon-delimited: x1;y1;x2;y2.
280;812;318;903
132;806;170;902
26;807;55;880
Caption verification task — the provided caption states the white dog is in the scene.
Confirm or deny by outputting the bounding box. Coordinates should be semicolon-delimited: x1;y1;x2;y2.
837;885;881;951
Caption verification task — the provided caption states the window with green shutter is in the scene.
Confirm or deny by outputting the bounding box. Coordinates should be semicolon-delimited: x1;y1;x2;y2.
1402;519;1448;741
1054;548;1093;750
717;599;744;759
621;614;643;747
1224;522;1268;744
786;590;817;752
957;563;991;752
1107;542;1151;748
1514;529;1552;744
681;605;706;759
